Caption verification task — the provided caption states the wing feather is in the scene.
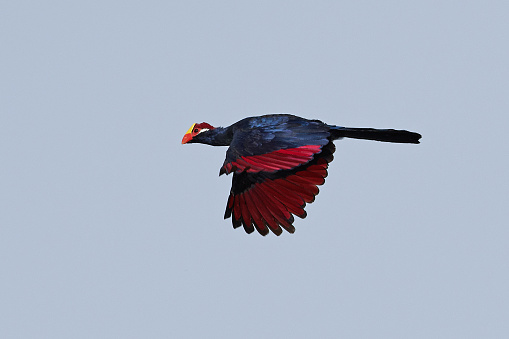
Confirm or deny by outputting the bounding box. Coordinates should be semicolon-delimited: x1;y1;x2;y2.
244;191;268;235
224;141;336;235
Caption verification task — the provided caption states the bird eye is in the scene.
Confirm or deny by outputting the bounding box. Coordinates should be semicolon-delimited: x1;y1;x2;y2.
194;129;199;133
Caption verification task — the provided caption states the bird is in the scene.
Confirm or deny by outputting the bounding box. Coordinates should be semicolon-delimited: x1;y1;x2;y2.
181;114;421;236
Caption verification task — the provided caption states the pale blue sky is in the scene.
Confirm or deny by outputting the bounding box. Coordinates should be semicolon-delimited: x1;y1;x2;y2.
1;1;508;338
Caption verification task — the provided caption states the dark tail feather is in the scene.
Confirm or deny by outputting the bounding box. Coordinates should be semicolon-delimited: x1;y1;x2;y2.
330;127;421;144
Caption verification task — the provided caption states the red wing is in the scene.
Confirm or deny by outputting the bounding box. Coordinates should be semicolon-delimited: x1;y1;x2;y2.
220;145;323;175
224;142;335;236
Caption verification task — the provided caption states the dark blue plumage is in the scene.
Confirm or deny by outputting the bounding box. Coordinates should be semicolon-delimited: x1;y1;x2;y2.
223;115;331;172
182;114;421;236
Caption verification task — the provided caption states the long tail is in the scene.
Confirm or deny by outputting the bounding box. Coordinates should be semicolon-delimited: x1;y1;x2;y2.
330;126;421;144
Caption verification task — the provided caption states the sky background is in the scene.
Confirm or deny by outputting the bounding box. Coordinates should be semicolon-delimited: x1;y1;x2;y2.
1;1;508;338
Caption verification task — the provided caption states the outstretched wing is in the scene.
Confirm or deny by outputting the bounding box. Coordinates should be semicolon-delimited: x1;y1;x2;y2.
224;142;336;236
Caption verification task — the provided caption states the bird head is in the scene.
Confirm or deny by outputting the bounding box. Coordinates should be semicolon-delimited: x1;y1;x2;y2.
181;122;216;144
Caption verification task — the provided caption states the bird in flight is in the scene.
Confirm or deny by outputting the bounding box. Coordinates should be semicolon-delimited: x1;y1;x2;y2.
182;114;421;236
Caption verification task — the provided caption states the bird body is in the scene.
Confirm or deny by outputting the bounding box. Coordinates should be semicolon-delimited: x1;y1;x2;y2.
182;114;420;236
